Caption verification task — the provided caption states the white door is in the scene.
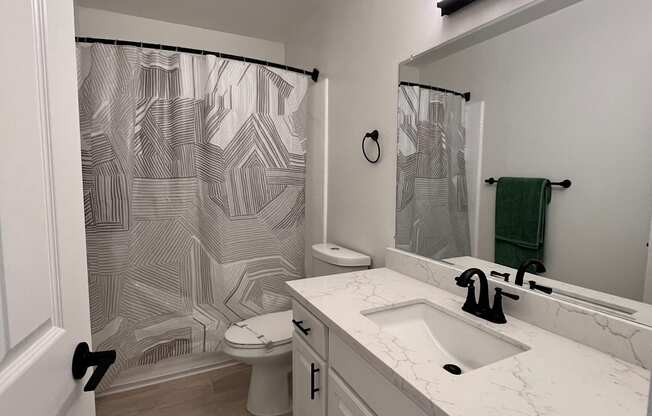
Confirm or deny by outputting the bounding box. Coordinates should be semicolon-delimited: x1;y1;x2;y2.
293;336;326;416
0;0;95;415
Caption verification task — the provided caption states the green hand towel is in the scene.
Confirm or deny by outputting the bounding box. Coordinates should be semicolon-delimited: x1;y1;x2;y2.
495;177;551;269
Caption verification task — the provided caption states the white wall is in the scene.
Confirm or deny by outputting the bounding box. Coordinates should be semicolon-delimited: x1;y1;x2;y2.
419;0;652;299
285;0;582;266
465;102;485;257
398;65;420;84
74;6;285;63
305;80;329;276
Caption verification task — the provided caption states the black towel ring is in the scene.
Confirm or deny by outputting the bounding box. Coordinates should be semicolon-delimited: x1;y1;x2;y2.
362;130;380;163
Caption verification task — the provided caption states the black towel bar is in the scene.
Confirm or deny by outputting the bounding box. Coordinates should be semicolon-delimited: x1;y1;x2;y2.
484;177;572;188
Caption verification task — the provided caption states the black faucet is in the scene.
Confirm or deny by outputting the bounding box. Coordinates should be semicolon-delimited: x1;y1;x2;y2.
514;259;546;286
455;268;490;315
455;268;520;324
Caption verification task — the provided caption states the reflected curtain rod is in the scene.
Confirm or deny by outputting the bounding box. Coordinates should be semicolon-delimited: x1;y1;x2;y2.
75;36;320;82
399;81;470;102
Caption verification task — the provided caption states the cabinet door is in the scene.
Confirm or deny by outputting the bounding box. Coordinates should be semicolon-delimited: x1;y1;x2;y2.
328;371;375;416
293;335;326;416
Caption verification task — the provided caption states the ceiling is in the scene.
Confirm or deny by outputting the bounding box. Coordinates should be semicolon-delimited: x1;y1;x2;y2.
76;0;320;42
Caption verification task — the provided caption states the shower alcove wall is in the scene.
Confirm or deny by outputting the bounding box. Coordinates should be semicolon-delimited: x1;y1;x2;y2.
76;7;327;393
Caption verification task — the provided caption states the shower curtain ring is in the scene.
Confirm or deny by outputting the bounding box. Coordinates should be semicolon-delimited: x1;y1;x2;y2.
362;130;380;164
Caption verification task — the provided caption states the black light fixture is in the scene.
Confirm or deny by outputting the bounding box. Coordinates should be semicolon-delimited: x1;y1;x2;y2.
437;0;478;16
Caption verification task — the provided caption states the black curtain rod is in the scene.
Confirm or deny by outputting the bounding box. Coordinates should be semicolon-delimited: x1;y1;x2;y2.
399;81;470;102
75;36;320;82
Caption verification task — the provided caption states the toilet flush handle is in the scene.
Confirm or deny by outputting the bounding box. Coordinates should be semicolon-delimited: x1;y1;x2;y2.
292;319;311;336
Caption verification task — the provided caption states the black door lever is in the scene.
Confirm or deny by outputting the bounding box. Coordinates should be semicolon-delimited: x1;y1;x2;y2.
72;342;116;392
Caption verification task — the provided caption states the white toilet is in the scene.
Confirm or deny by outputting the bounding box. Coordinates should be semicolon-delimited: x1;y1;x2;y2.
223;243;370;416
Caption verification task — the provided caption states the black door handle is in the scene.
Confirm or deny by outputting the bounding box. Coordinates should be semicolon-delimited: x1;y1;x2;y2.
292;319;311;336
310;363;320;400
72;342;116;392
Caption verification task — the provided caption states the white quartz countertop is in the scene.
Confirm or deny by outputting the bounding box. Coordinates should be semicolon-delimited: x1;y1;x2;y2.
286;268;650;416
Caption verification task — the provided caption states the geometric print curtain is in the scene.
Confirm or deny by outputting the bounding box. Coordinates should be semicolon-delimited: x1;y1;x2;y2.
396;85;471;260
77;43;309;390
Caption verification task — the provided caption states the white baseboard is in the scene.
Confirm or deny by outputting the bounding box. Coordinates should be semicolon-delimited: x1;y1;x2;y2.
97;353;239;397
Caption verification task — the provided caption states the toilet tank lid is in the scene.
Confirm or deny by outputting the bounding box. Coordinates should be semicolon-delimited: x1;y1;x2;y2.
312;243;371;267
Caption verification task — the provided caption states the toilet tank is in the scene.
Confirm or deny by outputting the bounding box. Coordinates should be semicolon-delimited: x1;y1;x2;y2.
311;243;371;276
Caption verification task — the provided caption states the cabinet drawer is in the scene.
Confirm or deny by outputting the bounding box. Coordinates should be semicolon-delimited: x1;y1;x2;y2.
328;371;375;416
293;335;327;416
292;300;328;359
330;333;428;416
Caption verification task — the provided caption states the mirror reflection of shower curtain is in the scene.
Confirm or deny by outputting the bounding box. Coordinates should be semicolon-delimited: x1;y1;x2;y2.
77;43;309;390
396;85;471;259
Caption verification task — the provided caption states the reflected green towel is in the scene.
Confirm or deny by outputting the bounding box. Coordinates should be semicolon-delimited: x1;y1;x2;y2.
495;177;551;269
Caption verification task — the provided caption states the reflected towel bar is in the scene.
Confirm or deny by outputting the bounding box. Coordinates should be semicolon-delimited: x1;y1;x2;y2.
484;177;572;188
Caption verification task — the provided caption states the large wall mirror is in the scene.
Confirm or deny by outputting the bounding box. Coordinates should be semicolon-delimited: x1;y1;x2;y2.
396;0;652;324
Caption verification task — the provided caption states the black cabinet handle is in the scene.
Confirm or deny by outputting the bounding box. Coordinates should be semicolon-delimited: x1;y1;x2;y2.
292;319;311;336
72;342;116;392
310;363;320;400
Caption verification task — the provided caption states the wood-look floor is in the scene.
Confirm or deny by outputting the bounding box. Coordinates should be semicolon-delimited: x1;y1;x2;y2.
96;364;254;416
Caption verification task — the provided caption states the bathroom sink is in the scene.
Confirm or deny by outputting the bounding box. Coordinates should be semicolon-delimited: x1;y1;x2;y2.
363;301;529;374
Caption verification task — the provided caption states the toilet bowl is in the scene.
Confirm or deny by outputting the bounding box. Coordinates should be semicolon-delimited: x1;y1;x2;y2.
223;244;370;416
223;310;293;416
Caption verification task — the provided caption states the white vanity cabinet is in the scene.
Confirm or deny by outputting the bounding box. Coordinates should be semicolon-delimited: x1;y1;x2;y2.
292;335;327;416
328;372;376;416
292;300;328;416
292;300;427;416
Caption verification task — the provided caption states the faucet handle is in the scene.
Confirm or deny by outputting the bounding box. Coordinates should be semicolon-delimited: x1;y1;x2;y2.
528;280;553;294
490;270;510;282
498;288;520;301
489;288;519;324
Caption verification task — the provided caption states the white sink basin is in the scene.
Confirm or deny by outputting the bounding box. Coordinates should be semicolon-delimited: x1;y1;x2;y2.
363;301;529;374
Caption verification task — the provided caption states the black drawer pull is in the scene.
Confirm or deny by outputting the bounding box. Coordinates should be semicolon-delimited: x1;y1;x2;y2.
292;319;311;336
310;363;320;400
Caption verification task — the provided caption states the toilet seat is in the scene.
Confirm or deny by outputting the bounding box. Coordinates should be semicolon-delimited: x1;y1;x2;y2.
225;310;293;350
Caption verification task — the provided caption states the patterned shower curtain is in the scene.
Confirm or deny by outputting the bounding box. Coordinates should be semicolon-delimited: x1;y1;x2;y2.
77;43;309;390
396;85;471;259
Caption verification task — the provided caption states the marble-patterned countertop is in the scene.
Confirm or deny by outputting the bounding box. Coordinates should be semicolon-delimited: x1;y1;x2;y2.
286;268;650;416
